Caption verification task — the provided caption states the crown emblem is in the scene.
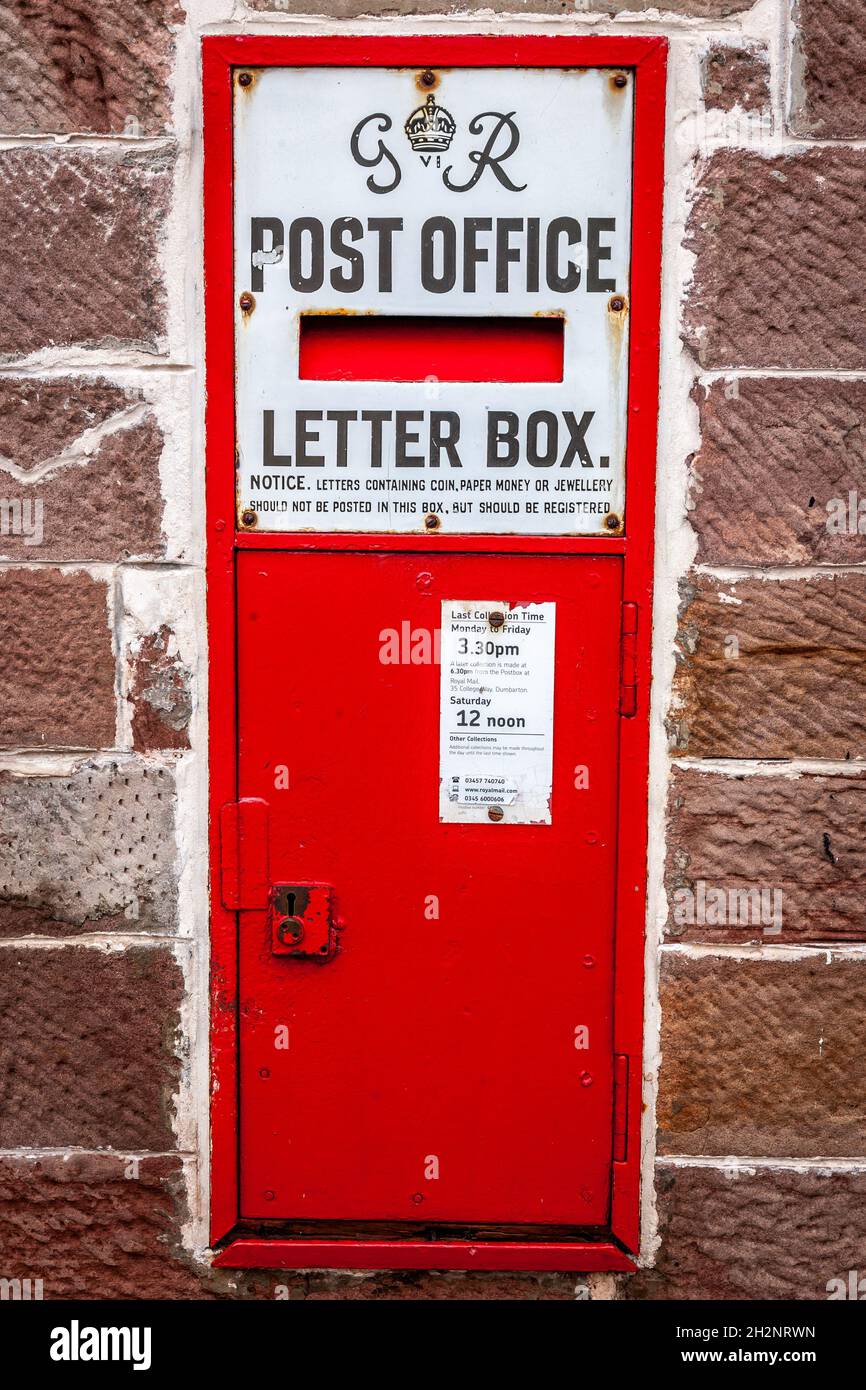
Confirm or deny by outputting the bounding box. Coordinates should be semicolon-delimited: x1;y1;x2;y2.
404;94;456;154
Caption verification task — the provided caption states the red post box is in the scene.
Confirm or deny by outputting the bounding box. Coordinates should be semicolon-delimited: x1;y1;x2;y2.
204;34;666;1271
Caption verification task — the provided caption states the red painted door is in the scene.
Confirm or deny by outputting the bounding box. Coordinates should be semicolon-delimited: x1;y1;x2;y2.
237;551;623;1226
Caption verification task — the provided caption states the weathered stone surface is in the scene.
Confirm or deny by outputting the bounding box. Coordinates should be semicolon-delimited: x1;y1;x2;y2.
684;149;866;370
631;1164;866;1300
0;149;172;360
245;1271;582;1300
0;759;177;937
658;952;866;1156
667;767;866;943
0;378;165;562
0;1;182;136
0;569;116;749
670;573;866;760
690;378;866;566
791;0;866;138
251;0;753;12
0;1154;205;1300
129;626;191;751
702;44;770;111
0;378;137;472
0;945;182;1149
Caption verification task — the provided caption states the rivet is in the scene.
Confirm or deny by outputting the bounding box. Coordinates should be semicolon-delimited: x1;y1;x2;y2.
424;512;441;530
241;508;257;528
412;1192;424;1204
264;1189;275;1201
488;805;504;823
580;1071;594;1087
583;954;596;969
259;1068;270;1079
214;519;226;533
238;72;253;88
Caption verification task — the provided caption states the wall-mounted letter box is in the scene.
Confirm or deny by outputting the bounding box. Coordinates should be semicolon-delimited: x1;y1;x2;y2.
205;34;666;1272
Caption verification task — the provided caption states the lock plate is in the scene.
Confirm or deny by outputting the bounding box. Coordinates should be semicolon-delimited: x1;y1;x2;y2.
269;883;336;960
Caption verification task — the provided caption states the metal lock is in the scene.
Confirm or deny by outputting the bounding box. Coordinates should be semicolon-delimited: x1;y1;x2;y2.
269;884;336;960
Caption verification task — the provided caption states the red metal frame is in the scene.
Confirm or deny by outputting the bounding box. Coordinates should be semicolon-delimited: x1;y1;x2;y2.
204;33;666;1270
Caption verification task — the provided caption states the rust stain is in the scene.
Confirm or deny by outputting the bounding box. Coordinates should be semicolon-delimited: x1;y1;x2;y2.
408;67;452;92
301;307;379;317
602;70;630;126
606;293;629;380
235;69;259;92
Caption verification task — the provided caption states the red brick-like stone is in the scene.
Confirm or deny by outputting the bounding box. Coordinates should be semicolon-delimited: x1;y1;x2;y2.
667;767;866;943
0;378;138;472
658;952;866;1156
0;1;182;136
266;1271;581;1300
0;378;165;562
0;759;177;937
702;44;770;111
684;149;866;370
129;626;191;751
0;945;183;1150
0;1154;205;1300
631;1164;866;1300
0;569;116;748
690;378;866;566
0;149;172;360
670;573;866;760
791;0;866;138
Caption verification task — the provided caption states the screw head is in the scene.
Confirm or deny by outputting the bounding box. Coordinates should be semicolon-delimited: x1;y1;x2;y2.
424;512;441;530
488;805;504;823
608;295;626;313
420;70;436;87
239;291;255;313
489;610;505;629
241;508;257;528
613;73;628;89
604;512;621;531
238;71;253;88
263;1189;275;1201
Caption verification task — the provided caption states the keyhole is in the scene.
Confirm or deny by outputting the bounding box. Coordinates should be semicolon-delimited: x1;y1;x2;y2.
286;892;296;917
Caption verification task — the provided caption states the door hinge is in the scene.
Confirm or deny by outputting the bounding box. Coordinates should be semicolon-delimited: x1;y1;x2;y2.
219;798;269;910
613;1054;629;1163
619;601;639;717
